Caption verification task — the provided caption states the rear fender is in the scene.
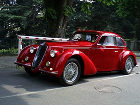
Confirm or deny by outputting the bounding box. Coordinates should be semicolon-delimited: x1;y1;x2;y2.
55;49;97;77
120;51;137;70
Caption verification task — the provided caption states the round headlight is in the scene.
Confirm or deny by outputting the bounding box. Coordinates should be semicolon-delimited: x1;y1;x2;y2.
30;46;34;53
50;50;57;58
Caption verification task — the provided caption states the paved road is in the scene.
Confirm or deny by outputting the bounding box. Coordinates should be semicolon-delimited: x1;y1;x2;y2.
0;56;140;105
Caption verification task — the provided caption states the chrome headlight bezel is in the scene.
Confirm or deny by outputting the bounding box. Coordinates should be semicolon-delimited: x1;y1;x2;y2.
30;46;35;54
50;50;57;58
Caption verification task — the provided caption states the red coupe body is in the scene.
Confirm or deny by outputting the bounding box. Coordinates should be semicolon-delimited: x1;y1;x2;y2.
15;30;137;85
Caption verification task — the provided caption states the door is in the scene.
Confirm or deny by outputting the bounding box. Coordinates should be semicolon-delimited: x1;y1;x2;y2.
92;36;121;71
114;37;125;69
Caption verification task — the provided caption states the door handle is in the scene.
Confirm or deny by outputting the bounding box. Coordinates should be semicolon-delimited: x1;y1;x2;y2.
114;51;118;52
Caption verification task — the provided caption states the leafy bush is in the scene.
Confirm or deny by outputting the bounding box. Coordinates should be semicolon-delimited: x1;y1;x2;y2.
0;48;18;56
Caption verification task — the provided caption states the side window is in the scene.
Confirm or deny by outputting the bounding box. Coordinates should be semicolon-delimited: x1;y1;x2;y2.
104;36;114;46
86;34;98;42
86;35;91;41
113;37;117;46
98;36;107;45
116;37;124;46
98;36;116;46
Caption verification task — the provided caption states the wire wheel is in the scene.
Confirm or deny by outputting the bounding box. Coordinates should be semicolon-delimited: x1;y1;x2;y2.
64;62;79;83
60;58;81;86
123;56;134;74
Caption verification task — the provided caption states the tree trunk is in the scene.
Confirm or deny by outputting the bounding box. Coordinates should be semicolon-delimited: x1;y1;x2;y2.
44;0;74;38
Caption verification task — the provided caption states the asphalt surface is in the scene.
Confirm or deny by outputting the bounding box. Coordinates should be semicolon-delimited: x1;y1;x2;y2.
0;56;140;105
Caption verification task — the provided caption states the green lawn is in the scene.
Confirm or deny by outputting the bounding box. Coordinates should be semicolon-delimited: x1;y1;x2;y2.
0;48;18;56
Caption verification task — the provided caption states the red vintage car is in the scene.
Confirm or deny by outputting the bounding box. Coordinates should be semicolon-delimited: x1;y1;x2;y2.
15;30;137;86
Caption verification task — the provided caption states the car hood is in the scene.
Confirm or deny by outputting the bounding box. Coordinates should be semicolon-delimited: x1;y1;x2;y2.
45;41;93;48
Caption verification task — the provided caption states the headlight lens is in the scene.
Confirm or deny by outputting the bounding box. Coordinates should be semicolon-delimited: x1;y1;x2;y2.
30;46;34;53
50;50;57;58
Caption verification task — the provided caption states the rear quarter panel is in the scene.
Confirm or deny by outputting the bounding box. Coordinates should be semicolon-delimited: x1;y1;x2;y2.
120;50;137;70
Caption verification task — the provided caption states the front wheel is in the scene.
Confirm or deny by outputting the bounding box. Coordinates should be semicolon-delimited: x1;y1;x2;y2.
60;58;81;86
123;56;134;75
24;67;37;76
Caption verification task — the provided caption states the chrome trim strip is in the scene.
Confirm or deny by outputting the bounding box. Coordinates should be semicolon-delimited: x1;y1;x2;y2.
15;62;31;67
39;69;58;75
52;46;91;49
95;48;124;49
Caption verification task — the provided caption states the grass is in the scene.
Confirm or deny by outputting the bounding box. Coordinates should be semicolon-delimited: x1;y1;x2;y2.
0;48;18;56
136;57;140;59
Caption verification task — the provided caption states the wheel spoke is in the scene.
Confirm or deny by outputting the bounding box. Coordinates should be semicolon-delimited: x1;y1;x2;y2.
125;57;133;73
64;62;79;84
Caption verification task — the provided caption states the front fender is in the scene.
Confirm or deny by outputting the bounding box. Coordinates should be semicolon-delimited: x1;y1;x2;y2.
16;44;39;68
55;49;97;77
120;50;137;70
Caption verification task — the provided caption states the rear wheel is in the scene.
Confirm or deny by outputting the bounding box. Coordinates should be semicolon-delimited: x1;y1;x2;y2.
60;58;81;86
123;56;134;75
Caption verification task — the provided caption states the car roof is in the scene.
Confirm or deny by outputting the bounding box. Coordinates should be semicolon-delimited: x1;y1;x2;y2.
76;30;121;38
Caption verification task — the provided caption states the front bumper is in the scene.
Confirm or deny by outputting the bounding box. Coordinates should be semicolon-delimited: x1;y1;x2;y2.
39;69;58;76
14;61;31;68
15;61;39;73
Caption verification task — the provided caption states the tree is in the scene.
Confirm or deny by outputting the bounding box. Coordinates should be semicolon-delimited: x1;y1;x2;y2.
0;0;47;49
66;0;114;35
0;0;47;38
43;0;140;39
116;0;140;18
43;0;74;37
43;0;117;37
117;0;140;40
1;0;139;39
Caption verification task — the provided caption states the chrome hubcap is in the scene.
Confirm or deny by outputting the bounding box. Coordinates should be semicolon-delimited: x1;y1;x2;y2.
125;57;133;73
64;62;78;84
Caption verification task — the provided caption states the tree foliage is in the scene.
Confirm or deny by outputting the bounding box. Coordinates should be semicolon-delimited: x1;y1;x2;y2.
0;0;46;39
0;0;140;40
116;0;140;18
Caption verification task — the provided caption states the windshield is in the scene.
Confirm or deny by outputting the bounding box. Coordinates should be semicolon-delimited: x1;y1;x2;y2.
72;32;99;42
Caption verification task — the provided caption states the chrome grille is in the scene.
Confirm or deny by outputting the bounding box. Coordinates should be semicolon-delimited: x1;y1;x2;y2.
32;43;47;69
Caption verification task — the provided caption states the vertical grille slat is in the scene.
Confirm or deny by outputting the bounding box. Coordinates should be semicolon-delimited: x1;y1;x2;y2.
32;43;47;69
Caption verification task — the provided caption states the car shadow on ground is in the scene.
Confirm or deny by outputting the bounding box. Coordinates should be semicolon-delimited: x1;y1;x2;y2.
0;56;139;105
15;70;125;87
0;66;139;105
10;68;126;90
0;56;139;92
0;64;139;98
78;71;124;84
